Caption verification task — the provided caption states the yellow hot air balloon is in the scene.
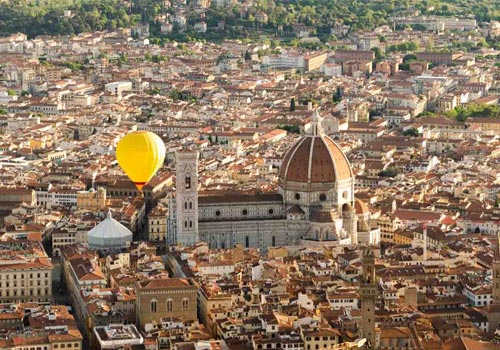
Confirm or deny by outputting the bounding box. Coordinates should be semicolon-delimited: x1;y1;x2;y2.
116;131;166;191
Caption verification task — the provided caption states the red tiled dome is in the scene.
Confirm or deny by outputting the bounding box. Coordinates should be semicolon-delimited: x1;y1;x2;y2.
280;135;353;187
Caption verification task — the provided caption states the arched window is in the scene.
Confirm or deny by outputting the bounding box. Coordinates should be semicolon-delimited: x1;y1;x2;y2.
184;221;188;228
166;299;173;312
189;201;193;209
245;236;249;248
272;236;276;247
184;201;188;210
189;220;193;228
182;298;189;311
185;176;191;189
150;299;157;313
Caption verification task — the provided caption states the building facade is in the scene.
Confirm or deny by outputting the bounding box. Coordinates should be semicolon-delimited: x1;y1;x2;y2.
359;247;377;348
168;110;363;250
135;278;198;329
0;240;52;303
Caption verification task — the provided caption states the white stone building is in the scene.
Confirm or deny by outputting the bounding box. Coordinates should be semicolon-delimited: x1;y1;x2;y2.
87;210;133;249
168;110;372;250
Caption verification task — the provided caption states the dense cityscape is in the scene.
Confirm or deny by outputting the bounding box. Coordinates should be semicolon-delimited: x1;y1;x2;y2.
0;0;499;349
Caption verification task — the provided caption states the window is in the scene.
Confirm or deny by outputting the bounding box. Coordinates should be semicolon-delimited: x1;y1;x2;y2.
189;202;193;209
295;193;301;200
167;299;173;312
185;176;191;189
215;210;221;216
245;236;249;248
151;299;157;313
268;208;274;215
182;298;189;311
184;202;188;210
242;209;248;215
272;236;276;247
319;193;327;201
189;220;193;228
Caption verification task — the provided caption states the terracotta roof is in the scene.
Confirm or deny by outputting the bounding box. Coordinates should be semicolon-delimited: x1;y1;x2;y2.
137;278;194;289
354;199;369;215
280;135;353;185
199;192;282;204
442;337;497;350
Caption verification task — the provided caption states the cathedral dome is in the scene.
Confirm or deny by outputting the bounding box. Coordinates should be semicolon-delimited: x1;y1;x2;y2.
279;110;353;191
87;210;133;249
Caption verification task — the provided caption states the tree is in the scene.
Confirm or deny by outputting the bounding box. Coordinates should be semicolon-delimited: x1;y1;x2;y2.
244;50;251;61
290;97;296;112
7;90;16;96
403;127;420;137
278;124;300;134
332;87;342;103
446;103;500;121
379;167;399;177
169;89;182;101
371;47;383;60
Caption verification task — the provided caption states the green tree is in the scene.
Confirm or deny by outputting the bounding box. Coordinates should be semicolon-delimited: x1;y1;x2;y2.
169;89;182;101
371;47;383;60
332;87;342;103
278;124;300;134
379;167;399;177
290;97;296;112
403;127;420;137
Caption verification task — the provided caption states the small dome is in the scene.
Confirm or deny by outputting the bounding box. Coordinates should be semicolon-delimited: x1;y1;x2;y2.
87;210;133;249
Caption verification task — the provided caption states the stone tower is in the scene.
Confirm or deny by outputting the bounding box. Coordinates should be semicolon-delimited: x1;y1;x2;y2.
359;247;377;348
343;205;358;245
175;149;199;246
493;235;500;303
487;234;500;333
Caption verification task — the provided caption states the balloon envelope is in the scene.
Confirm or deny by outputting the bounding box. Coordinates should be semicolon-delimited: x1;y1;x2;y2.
116;131;166;191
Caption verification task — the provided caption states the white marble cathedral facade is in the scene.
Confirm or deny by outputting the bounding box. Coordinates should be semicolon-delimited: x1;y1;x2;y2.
167;110;377;250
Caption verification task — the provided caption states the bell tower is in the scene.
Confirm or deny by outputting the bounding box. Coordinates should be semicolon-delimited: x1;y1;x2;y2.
493;234;500;303
175;149;199;246
359;247;377;348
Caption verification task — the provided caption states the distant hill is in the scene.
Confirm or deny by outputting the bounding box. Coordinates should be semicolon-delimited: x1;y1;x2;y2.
0;0;498;39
